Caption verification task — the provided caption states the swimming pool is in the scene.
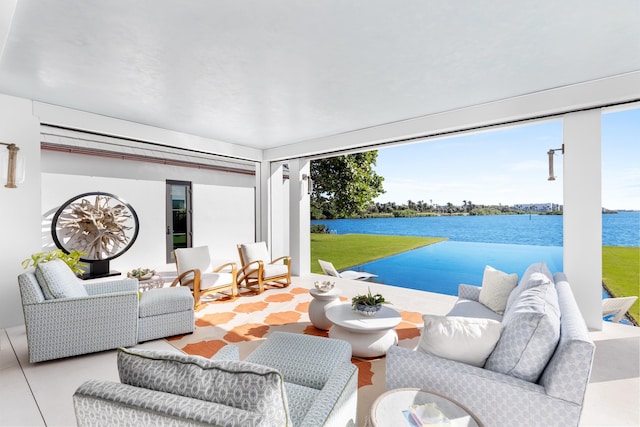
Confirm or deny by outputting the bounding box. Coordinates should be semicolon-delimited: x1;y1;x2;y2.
353;240;563;296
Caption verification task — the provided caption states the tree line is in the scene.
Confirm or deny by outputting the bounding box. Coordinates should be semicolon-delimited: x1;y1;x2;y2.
310;152;561;220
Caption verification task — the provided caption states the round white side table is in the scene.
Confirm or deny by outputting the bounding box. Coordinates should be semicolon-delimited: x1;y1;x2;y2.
309;287;341;330
325;303;401;358
368;388;483;427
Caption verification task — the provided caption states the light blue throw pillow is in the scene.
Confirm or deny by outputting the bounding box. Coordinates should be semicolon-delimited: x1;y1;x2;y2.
35;259;88;299
484;283;560;382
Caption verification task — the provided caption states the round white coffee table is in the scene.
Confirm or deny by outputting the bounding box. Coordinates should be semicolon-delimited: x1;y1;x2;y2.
309;287;341;330
368;388;483;427
325;303;401;358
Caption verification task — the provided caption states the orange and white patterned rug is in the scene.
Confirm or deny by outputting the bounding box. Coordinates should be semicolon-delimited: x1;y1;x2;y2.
165;284;424;423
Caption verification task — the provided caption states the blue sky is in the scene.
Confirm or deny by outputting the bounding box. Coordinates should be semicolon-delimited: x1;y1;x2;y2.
374;108;639;210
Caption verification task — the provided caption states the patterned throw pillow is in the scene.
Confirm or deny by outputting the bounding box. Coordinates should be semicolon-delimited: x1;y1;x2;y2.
479;265;518;314
117;348;289;424
484;283;561;382
418;315;503;367
35;259;88;299
504;262;554;315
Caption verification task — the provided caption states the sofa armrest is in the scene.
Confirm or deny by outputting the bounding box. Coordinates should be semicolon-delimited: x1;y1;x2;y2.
386;346;584;427
457;283;481;301
298;362;358;427
83;278;139;295
22;291;138;362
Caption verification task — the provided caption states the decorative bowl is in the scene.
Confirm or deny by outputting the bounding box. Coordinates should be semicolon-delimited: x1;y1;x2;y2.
354;302;381;317
314;281;335;292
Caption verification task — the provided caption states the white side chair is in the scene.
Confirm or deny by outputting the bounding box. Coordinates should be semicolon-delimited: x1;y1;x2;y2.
237;242;291;294
171;246;237;308
602;296;638;323
318;259;377;281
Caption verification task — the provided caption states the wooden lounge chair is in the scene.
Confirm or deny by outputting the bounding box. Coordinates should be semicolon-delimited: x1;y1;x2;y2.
171;246;238;308
237;242;291;294
318;259;377;281
602;296;638;323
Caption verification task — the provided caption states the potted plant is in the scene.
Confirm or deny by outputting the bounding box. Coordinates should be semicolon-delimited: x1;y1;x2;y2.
351;288;390;317
127;267;156;281
22;248;87;276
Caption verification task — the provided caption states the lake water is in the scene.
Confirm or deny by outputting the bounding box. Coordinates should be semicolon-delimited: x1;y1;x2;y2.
313;211;639;247
312;211;639;296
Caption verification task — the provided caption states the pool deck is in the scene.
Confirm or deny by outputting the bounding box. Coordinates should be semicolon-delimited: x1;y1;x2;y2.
1;273;639;426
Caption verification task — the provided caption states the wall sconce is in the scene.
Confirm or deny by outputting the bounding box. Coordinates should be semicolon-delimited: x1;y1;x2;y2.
302;173;312;195
547;144;564;181
0;142;25;188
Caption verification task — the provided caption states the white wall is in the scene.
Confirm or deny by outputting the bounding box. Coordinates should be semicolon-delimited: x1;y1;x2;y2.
192;184;255;262
41;172;166;274
41;151;256;273
0;94;42;328
0;95;258;328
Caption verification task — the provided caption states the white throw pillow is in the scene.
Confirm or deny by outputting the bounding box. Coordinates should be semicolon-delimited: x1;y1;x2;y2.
418;315;503;367
479;265;518;314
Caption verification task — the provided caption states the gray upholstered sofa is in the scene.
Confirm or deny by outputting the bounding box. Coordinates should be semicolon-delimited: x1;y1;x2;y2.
18;259;194;363
73;332;359;427
386;262;595;427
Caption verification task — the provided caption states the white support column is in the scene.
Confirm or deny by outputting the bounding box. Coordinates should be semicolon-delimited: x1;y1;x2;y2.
288;159;311;276
256;161;270;244
563;110;602;330
270;162;288;258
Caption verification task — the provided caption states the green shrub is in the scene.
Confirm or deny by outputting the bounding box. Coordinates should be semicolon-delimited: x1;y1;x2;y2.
310;224;330;234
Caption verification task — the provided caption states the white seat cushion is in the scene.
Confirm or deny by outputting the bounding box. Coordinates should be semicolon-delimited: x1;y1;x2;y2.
248;264;288;280
200;272;234;290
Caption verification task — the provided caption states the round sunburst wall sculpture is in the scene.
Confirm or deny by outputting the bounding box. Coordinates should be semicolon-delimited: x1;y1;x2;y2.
51;192;139;263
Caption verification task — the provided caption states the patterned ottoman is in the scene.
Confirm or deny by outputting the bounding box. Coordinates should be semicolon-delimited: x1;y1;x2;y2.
137;286;194;342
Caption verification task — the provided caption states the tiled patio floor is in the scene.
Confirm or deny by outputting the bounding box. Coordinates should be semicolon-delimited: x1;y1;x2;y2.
1;274;638;426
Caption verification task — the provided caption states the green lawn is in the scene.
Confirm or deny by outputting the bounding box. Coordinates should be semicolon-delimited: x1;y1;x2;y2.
603;246;640;322
310;235;639;323
310;233;446;273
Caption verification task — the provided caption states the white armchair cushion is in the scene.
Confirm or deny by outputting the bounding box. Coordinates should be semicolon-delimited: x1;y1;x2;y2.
35;259;88;299
479;265;518;314
240;242;270;264
175;246;212;274
418;315;503;367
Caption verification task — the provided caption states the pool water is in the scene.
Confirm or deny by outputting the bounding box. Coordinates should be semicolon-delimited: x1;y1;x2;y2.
354;240;563;296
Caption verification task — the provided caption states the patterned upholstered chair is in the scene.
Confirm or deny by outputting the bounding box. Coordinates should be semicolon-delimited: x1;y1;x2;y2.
18;259;139;363
73;332;358;427
18;259;194;363
171;246;238;308
236;242;291;293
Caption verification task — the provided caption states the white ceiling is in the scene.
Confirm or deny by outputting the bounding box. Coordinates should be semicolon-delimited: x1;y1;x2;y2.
0;1;638;151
